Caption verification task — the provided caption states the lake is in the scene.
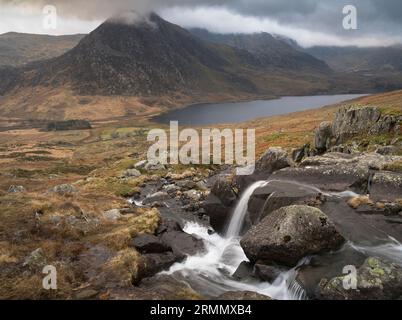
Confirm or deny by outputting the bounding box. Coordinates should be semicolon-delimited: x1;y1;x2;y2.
154;94;367;126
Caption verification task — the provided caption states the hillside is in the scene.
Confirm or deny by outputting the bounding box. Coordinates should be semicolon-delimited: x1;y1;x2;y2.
190;28;331;73
0;32;84;67
0;13;357;122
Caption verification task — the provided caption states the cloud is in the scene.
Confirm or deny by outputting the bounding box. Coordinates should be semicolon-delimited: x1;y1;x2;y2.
1;0;402;47
160;6;402;48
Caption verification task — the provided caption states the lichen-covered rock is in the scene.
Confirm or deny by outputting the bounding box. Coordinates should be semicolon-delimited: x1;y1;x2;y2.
317;257;402;300
370;171;402;202
51;184;76;195
255;147;291;175
8;185;26;193
240;205;345;267
315;121;333;153
332;106;381;144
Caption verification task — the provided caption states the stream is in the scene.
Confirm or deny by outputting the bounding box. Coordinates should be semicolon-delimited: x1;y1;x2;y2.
135;178;402;300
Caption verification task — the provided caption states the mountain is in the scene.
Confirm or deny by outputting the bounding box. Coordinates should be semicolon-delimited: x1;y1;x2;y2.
305;46;402;74
189;28;331;73
0;32;84;67
0;13;394;122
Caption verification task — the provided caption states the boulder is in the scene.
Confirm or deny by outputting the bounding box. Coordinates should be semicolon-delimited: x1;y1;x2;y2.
370;171;402;202
52;184;76;195
315;121;333;153
255;147;291;175
232;261;254;280
139;252;179;278
132;234;170;254
216;291;271;300
317;257;402;300
134;160;147;169
247;180;323;226
144;163;166;171
103;209;122;221
292;144;310;163
332;106;381;144
254;263;289;283
240;205;345;267
203;175;238;232
156;218;205;259
123;169;141;178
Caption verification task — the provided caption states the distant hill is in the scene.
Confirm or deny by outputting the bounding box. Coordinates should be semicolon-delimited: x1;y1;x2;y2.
306;46;402;74
0;32;84;66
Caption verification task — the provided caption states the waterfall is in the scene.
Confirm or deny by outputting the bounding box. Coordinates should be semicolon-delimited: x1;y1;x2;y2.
226;181;268;237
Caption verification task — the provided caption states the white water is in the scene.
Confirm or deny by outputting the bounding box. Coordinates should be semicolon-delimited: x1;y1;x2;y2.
163;180;308;300
160;179;402;299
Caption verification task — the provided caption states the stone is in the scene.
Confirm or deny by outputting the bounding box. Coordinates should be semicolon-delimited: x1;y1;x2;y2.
370;171;402;202
317;257;402;300
23;248;46;269
315;121;333;153
255;147;291;175
123;169;141;178
8;185;25;193
103;209;122;221
144;162;166;171
52;184;76;195
240;205;345;267
134;160;147;169
132;234;170;254
75;289;99;300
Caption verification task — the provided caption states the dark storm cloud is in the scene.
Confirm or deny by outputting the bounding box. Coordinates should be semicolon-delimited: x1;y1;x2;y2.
1;0;402;46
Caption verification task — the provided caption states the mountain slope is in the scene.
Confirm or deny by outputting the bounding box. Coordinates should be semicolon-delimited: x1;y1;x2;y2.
0;13;386;121
0;32;84;67
190;28;331;73
306;46;402;73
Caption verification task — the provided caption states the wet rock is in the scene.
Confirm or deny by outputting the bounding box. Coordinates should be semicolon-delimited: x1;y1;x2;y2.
255;147;291;175
143;191;170;205
8;185;25;193
247;180;323;226
103;209;122;221
254;263;289;283
370;171;402;202
23;248;46;269
232;261;254;280
175;180;198;190
52;184;76;195
132;234;170;254
139;252;178;278
162;184;180;195
216;291;271;300
315;121;333;153
159;228;205;259
122;169;141;178
203;175;238;232
182;190;204;202
240;205;345;267
317;257;402;300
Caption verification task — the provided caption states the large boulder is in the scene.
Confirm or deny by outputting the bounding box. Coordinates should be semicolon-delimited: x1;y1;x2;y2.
240;205;345;267
315;121;333;153
255;147;291;175
247;180;323;226
317;257;402;300
132;234;170;254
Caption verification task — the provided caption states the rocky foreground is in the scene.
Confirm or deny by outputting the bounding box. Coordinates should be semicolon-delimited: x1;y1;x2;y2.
1;104;401;300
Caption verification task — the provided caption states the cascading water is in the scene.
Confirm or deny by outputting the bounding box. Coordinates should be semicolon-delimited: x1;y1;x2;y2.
160;178;402;300
162;180;307;300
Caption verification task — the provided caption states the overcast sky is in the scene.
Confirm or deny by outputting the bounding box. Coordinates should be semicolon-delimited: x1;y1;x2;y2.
1;0;402;47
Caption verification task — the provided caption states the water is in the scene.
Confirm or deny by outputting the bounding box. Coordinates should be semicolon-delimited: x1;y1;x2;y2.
160;179;402;300
154;94;367;125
